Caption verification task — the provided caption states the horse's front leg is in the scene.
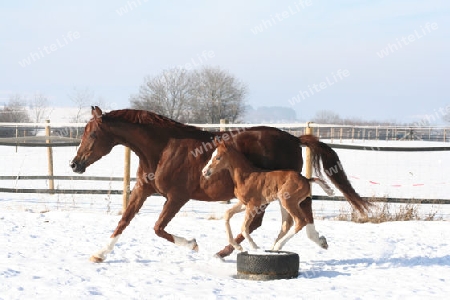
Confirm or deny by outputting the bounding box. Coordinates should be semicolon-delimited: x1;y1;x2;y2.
90;180;154;263
215;204;267;258
241;204;260;250
153;194;197;251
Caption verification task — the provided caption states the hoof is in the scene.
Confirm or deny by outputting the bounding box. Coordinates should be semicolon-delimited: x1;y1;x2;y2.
271;242;282;251
213;253;225;262
89;255;104;263
215;244;235;259
319;236;328;250
189;239;199;252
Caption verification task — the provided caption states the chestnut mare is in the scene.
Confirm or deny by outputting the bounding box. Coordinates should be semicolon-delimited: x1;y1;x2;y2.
202;139;335;252
70;106;370;262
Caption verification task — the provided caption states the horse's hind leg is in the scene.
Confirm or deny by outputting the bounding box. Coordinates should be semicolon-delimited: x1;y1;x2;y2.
153;194;197;251
272;196;309;250
224;202;246;251
300;197;328;249
272;205;294;250
90;179;154;263
272;217;304;250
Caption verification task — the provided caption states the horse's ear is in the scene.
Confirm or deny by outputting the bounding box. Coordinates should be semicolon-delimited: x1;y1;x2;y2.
92;106;103;119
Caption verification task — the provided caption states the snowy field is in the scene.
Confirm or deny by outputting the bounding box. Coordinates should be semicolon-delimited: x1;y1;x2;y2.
1;140;450;299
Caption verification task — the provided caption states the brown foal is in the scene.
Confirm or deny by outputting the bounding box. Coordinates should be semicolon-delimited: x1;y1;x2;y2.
202;139;334;251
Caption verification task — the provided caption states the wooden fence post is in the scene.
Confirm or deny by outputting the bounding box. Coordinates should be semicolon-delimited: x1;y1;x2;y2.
330;127;334;143
220;119;228;131
122;146;131;212
219;119;231;204
15;126;18;152
305;122;313;196
45;120;54;193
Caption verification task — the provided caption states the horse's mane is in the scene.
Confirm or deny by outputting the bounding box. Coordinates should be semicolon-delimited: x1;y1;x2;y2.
103;109;200;131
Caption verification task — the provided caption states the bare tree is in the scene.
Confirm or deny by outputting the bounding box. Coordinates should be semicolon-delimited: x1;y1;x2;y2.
130;68;193;121
68;87;94;123
29;92;51;123
96;96;113;111
0;94;31;123
443;105;450;123
191;66;247;123
312;110;342;124
130;66;247;123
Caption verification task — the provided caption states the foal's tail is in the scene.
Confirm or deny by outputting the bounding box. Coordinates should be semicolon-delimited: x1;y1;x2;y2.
309;177;334;197
299;134;372;214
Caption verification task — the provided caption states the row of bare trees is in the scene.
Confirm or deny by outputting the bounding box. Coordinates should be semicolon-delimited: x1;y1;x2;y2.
311;110;402;126
3;65;448;126
0;93;52;123
310;110;450;126
0;87;110;124
130;66;247;123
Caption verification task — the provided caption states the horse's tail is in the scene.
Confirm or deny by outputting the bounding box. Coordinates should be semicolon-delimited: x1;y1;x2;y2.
299;134;372;214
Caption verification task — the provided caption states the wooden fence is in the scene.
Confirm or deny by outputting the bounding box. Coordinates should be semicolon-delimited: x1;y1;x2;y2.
1;121;450;211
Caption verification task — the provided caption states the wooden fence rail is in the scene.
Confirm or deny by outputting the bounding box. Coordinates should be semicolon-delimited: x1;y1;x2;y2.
2;121;450;211
0;175;137;195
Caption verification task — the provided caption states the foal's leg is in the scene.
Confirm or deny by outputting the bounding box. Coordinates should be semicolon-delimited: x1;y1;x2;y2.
272;205;294;250
272;196;309;251
241;204;260;250
153;193;198;251
300;197;328;249
90;179;154;263
215;207;267;258
224;202;246;251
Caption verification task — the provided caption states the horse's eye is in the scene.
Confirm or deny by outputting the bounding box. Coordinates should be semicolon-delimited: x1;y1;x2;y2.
215;156;221;161
89;132;97;139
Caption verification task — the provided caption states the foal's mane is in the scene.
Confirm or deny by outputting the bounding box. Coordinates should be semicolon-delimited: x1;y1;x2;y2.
219;142;257;171
102;109;201;131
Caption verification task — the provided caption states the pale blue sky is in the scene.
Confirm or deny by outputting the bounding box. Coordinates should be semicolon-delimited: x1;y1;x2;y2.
1;0;449;123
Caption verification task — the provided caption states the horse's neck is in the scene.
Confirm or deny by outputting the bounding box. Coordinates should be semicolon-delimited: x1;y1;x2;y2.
108;122;166;169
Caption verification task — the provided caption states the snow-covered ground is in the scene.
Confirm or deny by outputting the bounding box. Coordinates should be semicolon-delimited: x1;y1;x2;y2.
1;140;449;299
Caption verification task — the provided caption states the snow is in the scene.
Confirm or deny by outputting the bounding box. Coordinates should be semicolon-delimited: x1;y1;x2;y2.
1;140;450;299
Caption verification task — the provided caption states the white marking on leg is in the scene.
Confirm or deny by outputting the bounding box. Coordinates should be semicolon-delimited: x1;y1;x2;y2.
306;224;320;244
306;224;328;249
92;234;121;261
242;230;259;250
273;206;293;248
173;235;198;251
272;228;296;251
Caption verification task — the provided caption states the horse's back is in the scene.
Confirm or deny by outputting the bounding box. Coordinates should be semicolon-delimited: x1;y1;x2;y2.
227;127;303;171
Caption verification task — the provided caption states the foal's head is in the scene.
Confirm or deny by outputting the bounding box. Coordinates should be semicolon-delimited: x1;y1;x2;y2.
202;139;232;179
70;106;117;173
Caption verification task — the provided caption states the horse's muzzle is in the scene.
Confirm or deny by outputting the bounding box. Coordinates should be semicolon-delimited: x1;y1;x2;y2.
70;160;86;174
202;168;212;179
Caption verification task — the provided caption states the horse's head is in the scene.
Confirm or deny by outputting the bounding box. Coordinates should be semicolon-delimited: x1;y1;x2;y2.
70;106;117;174
202;138;230;179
